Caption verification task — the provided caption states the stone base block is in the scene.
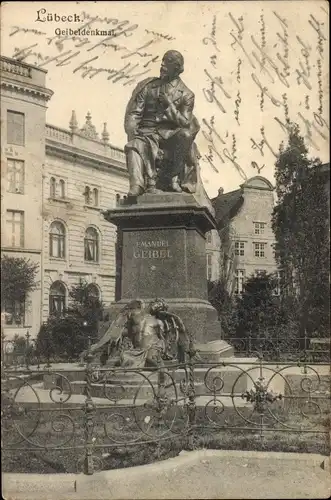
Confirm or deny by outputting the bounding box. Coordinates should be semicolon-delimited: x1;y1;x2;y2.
195;340;234;361
104;298;228;346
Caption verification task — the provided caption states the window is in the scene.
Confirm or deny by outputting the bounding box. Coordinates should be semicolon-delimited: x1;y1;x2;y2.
7;159;24;194
206;232;212;244
206;253;212;280
59;179;65;198
4;299;25;326
49;281;66;316
92;188;99;206
87;283;100;299
6;210;24;247
7;110;25;146
116;194;121;205
235;269;245;294
254;222;266;235
234;241;245;256
49;221;66;258
84;227;99;262
84;186;91;205
254;242;266;258
50;177;56;198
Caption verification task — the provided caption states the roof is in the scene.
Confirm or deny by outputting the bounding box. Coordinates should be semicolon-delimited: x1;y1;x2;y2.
211;188;244;227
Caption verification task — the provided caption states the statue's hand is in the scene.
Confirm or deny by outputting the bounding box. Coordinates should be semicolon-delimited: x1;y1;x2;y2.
159;92;171;108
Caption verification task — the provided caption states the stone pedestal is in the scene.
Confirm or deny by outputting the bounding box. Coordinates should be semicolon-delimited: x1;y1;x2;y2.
103;192;233;359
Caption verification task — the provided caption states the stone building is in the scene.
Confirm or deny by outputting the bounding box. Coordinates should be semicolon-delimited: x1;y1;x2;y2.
1;56;128;340
43;114;128;323
1;57;52;340
206;176;278;294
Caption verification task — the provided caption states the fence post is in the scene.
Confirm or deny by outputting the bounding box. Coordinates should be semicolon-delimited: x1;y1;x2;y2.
83;336;95;475
187;332;197;450
276;326;280;367
25;330;31;371
1;331;5;367
1;331;5;376
248;333;252;357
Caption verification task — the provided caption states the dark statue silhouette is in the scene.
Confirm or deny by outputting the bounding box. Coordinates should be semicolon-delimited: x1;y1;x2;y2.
124;50;201;197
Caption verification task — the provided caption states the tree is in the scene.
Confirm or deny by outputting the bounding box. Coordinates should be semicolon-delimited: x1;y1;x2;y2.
1;256;39;316
36;280;104;361
208;279;235;335
234;272;283;337
67;279;104;339
35;316;88;361
207;218;238;331
271;123;329;337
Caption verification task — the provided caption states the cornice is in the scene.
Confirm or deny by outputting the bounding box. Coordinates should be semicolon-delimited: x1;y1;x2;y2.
45;139;128;178
0;76;53;102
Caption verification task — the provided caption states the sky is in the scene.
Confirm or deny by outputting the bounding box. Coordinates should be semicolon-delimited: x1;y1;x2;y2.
1;0;329;197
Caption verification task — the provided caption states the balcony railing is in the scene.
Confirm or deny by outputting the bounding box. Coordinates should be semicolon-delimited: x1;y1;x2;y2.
45;124;72;143
45;124;126;162
1;57;32;78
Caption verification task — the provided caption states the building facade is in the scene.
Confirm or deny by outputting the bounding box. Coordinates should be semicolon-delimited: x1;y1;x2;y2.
1;57;53;340
1;56;128;340
208;176;278;294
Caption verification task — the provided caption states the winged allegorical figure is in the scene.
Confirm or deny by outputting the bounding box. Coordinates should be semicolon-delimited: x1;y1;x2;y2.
81;298;190;368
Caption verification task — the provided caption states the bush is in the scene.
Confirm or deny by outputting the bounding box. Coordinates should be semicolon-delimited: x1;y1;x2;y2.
35;316;90;362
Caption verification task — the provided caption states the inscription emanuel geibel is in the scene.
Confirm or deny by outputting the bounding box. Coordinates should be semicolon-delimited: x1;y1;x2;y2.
133;240;171;259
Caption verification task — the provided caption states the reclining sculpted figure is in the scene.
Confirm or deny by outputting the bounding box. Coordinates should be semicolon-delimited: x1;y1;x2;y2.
80;298;190;369
124;50;201;196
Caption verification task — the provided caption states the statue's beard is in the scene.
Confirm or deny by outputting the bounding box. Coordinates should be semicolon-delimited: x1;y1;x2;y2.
160;69;177;82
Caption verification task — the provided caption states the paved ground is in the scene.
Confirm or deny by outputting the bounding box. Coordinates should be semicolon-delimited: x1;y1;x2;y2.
3;449;330;499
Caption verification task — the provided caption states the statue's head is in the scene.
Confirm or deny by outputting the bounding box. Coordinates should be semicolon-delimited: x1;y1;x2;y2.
160;50;184;81
149;298;168;315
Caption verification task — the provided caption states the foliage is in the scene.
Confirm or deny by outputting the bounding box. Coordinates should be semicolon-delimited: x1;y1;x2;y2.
1;256;39;306
35;280;104;361
207;279;236;336
217;222;238;296
67;279;104;337
35;315;88;361
233;272;284;339
207;217;239;335
271;122;329;337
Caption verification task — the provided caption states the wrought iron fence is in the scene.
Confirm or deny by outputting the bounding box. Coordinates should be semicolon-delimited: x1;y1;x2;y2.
1;331;37;370
2;336;330;475
1;331;98;369
224;333;330;362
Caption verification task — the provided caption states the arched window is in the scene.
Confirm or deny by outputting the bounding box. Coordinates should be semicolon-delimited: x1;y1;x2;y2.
116;194;121;205
49;221;66;258
84;227;99;262
59;179;65;198
49;281;66;316
87;283;100;299
93;188;99;206
50;177;56;198
84;186;91;205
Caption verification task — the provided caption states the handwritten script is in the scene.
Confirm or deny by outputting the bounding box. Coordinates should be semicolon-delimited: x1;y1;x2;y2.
9;11;176;86
200;6;329;181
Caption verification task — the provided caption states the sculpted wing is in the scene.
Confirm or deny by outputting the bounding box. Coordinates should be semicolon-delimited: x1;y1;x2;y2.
80;300;145;360
156;310;189;362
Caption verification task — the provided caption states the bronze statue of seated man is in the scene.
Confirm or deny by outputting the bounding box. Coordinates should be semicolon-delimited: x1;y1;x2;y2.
124;50;200;196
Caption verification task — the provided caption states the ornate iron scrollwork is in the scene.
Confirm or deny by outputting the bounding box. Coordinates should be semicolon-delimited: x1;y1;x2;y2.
241;377;283;413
